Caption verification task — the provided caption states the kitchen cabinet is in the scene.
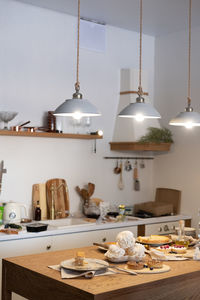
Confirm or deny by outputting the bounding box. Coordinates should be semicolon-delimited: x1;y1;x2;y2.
52;226;137;251
0;236;53;300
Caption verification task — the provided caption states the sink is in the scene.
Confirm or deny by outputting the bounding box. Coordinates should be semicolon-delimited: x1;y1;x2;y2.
40;218;95;229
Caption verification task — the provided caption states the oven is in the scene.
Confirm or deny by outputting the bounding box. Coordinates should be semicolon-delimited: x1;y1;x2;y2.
145;221;179;236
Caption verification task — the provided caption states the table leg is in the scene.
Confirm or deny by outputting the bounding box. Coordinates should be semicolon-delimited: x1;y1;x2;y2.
2;261;12;300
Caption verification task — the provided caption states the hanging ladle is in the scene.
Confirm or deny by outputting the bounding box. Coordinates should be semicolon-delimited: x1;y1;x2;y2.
114;160;121;174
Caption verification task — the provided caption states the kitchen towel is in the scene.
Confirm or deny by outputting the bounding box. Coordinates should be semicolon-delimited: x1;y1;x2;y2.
48;264;117;279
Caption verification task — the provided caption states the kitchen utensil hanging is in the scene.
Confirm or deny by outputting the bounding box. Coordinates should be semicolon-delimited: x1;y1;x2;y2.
124;159;132;171
114;160;121;174
133;160;140;191
118;161;124;190
140;158;145;169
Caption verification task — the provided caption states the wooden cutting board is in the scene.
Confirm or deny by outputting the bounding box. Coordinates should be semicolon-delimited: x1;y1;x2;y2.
46;178;69;219
32;183;47;220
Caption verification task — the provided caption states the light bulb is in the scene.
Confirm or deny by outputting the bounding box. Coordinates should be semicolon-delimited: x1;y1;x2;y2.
185;122;193;129
97;130;103;136
73;111;82;120
135;114;145;122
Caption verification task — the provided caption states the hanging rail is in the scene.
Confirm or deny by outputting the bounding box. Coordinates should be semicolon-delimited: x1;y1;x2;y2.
104;156;154;160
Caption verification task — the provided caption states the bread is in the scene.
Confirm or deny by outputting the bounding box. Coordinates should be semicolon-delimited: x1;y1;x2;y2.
127;261;144;270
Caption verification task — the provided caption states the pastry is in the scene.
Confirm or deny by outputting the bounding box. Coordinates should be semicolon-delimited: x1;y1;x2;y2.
74;251;87;266
105;244;125;259
138;235;170;244
127;261;144;270
156;245;171;253
116;231;135;249
147;259;163;269
171;245;187;254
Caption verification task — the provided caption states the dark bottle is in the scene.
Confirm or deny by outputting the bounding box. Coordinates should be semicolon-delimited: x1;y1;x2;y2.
35;201;41;221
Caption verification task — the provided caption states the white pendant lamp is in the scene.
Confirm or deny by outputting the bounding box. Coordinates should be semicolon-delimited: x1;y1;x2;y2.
118;0;161;121
169;0;200;128
54;0;101;119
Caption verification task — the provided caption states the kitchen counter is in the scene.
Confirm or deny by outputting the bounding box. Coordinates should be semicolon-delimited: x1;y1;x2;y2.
0;214;191;242
2;245;200;300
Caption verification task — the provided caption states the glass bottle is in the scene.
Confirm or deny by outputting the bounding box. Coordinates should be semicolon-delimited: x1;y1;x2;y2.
35;201;41;221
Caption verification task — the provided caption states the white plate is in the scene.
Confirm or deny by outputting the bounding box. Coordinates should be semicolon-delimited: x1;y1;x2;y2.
60;258;109;271
105;255;129;263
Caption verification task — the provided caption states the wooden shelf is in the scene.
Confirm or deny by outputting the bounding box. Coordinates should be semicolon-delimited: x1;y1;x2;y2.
0;130;102;140
109;142;171;152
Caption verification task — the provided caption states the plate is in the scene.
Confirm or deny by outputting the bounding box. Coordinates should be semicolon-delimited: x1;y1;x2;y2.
60;258;109;271
125;264;170;274
136;237;172;247
105;256;129;263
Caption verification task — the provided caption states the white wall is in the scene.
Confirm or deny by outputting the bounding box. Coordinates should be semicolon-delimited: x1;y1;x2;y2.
0;0;156;217
154;26;200;228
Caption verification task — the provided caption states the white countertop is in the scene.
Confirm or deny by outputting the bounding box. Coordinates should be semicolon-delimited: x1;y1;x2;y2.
0;214;191;242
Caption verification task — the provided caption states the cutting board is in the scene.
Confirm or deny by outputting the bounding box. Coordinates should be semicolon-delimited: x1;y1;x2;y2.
46;178;69;219
32;183;47;220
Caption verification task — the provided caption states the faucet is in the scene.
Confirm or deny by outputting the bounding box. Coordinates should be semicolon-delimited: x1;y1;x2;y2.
50;182;69;220
0;161;7;195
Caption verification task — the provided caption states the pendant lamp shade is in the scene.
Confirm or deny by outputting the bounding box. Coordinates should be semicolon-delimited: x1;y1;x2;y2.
118;96;161;120
54;0;101;119
169;111;200;128
118;0;161;121
54;97;101;118
169;0;200;128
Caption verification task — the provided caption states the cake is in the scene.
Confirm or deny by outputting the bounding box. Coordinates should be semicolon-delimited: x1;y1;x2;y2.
105;244;125;259
138;235;170;244
127;261;144;270
74;251;87;266
156;245;171;253
171;245;187;254
147;259;163;269
116;231;135;249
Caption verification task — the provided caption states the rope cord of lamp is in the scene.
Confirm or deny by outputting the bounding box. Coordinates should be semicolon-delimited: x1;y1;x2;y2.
169;0;200;128
54;0;101;119
118;0;161;121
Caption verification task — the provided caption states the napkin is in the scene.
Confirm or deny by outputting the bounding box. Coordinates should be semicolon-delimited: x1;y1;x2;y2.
148;249;188;261
48;264;117;279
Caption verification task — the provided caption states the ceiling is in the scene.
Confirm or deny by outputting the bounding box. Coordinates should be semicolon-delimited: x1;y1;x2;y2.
15;0;200;36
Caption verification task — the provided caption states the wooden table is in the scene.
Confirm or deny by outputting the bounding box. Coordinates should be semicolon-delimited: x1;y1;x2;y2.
2;246;200;300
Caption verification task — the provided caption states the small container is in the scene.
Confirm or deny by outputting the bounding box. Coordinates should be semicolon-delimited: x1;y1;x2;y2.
26;223;48;232
0;206;4;225
119;205;125;216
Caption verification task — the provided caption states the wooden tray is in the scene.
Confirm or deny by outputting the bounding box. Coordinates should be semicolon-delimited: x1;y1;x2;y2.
125;264;170;274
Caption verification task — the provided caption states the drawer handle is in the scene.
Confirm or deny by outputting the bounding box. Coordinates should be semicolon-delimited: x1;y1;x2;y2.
46;245;51;250
102;238;107;242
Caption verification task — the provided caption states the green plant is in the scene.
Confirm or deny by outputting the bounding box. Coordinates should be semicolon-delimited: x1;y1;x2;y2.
138;127;174;144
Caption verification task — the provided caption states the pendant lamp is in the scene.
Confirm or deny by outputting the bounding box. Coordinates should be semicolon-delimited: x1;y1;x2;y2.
54;0;101;119
169;0;200;128
118;0;161;121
